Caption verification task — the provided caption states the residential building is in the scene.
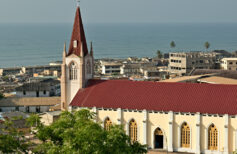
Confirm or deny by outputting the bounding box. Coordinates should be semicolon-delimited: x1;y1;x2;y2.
15;79;60;97
100;61;122;75
169;52;216;75
40;111;61;126
120;63;141;76
0;97;60;113
220;58;237;71
61;5;237;154
0;67;23;76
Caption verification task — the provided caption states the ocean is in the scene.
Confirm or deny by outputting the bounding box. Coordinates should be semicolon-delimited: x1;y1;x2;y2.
0;23;237;68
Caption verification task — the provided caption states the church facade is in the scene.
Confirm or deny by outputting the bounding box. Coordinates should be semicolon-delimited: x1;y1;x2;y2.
61;5;237;154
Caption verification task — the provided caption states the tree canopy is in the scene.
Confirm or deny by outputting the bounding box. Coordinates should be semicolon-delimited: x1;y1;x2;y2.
204;41;210;51
0;119;29;153
156;50;163;59
170;41;176;48
29;109;147;154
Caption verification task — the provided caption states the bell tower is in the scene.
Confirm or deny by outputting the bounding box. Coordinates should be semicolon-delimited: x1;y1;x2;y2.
61;4;94;111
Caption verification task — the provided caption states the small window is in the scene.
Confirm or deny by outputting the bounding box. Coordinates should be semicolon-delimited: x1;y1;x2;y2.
229;62;233;65
73;40;77;48
15;106;19;111
36;91;39;97
36;106;40;113
26;106;30;113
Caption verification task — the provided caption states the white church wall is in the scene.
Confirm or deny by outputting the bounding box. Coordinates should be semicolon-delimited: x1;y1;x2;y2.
148;112;169;149
173;113;196;153
123;110;144;144
78;107;237;154
229;117;237;153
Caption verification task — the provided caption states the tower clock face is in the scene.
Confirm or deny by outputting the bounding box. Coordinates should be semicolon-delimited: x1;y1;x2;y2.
73;40;78;48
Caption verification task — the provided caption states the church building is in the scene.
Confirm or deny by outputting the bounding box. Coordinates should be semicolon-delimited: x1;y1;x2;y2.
61;5;237;154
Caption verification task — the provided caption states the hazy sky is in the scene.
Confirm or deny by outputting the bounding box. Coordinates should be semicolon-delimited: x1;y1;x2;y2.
1;0;237;23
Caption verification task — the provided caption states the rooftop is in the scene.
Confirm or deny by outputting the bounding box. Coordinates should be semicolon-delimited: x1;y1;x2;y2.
71;79;237;115
15;79;60;91
0;97;60;107
198;76;237;85
221;58;237;61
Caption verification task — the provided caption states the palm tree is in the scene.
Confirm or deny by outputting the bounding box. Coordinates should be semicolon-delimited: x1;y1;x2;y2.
156;50;163;59
204;42;210;52
170;41;176;51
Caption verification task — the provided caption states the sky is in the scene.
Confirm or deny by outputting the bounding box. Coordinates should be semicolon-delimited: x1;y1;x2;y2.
1;0;237;24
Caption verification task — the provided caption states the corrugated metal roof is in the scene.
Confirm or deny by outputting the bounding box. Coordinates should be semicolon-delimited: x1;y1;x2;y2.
0;97;60;107
71;79;237;115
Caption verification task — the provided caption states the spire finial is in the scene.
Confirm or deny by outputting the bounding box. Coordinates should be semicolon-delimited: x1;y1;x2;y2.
76;0;80;7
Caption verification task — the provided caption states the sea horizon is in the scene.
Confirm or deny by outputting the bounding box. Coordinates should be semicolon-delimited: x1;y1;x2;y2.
1;22;237;68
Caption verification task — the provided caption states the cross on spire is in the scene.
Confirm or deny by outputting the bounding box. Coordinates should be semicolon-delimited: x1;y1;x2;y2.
76;0;80;7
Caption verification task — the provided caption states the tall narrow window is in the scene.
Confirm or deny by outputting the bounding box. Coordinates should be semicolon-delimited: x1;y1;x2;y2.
87;60;91;74
129;119;137;142
104;117;112;131
208;124;218;150
69;62;77;80
181;122;190;148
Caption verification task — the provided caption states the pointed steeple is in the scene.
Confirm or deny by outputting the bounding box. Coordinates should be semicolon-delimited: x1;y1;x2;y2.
68;5;88;57
90;41;93;56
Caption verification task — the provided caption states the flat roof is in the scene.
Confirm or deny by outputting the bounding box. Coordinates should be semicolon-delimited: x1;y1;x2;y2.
0;97;60;107
221;58;237;61
198;76;237;85
159;75;207;83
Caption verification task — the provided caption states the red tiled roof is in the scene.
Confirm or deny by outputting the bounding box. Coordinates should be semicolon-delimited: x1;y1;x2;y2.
70;79;237;115
68;6;88;57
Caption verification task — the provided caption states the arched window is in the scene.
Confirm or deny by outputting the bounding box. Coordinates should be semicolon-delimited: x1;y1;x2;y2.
129;119;137;142
208;124;218;150
87;60;91;74
69;62;77;80
181;122;190;148
104;117;112;131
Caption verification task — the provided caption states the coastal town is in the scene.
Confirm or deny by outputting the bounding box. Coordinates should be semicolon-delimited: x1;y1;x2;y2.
1;0;237;154
1;49;237;96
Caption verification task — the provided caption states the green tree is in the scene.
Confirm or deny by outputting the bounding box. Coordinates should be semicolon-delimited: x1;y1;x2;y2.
2;76;9;82
30;109;147;154
170;41;176;51
204;41;210;52
156;50;163;59
0;119;29;153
